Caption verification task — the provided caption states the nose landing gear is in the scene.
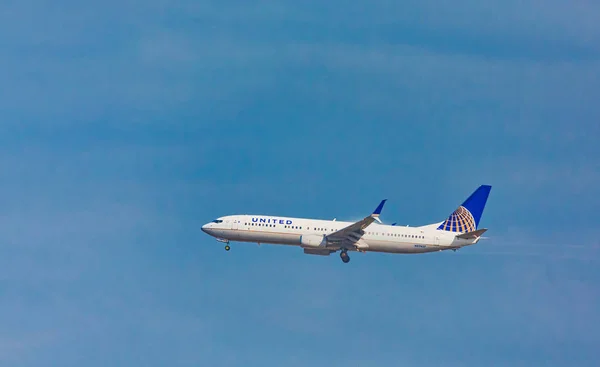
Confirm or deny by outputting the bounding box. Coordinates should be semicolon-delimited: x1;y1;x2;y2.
216;238;231;251
340;249;350;263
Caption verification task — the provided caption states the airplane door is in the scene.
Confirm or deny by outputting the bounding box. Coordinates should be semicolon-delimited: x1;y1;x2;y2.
229;220;239;239
434;235;440;246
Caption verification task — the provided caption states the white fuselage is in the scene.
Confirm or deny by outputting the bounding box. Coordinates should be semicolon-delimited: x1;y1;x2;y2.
202;215;479;254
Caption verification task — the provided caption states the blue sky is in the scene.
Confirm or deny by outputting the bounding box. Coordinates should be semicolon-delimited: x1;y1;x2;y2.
1;1;599;366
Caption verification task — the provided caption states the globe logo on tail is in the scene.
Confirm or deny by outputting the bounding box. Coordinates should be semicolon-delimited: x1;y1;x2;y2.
437;206;476;233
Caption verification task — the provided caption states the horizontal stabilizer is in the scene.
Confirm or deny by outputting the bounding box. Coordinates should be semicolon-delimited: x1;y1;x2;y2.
456;228;488;240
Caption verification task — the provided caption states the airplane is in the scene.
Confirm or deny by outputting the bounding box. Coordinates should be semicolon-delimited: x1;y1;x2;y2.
201;185;492;263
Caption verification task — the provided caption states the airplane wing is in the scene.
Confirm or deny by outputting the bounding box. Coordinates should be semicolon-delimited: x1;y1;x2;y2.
327;199;387;250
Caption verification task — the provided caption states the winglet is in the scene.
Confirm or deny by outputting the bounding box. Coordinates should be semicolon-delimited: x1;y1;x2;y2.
372;199;387;218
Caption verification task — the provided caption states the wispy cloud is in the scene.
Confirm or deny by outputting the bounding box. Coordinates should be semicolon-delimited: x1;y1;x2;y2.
0;1;599;366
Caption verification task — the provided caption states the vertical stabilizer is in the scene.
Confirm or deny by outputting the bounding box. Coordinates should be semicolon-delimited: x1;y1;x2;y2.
437;185;492;233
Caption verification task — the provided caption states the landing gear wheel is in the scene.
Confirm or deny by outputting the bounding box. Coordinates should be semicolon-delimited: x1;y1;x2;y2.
224;245;231;251
340;251;350;263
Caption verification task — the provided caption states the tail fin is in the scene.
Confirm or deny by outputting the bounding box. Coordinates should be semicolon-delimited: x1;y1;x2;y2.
437;185;492;233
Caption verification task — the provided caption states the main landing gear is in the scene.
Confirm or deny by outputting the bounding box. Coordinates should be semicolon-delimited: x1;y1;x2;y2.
340;249;350;263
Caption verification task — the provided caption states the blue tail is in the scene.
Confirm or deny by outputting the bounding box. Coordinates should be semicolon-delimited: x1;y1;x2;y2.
437;185;492;233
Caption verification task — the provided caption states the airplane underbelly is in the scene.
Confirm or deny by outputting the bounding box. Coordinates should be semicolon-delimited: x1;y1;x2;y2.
366;240;441;254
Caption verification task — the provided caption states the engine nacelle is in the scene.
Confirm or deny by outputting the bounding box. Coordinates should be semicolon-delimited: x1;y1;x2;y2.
300;234;327;248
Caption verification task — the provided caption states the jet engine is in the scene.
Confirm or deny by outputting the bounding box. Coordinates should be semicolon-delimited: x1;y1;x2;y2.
300;234;327;248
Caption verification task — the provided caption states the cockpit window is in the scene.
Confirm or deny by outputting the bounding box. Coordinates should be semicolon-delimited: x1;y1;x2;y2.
211;219;223;223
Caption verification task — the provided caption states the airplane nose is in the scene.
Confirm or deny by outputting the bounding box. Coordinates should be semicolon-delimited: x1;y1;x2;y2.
201;224;208;233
